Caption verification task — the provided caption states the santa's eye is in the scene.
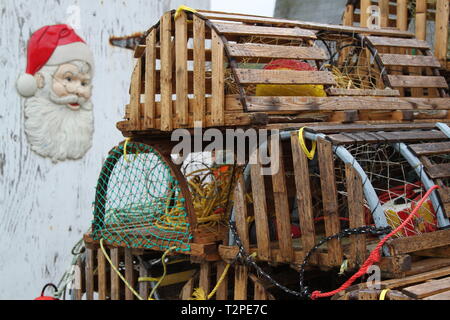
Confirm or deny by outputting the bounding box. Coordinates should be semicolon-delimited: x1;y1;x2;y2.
81;81;89;87
65;77;72;82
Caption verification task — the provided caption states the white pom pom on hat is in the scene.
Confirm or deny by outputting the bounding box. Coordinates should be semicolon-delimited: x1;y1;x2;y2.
16;73;38;97
16;24;93;98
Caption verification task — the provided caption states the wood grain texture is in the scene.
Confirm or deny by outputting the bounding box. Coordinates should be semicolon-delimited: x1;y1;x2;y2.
380;54;441;68
236;69;336;85
175;11;189;127
388;75;448;89
160;11;174;131
214;23;316;39
211;29;225;126
367;36;430;49
193;15;206;125
0;0;210;300
144;30;156;129
227;43;327;60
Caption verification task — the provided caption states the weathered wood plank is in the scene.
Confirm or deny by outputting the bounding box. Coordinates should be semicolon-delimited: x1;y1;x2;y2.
85;248;94;300
329;130;447;144
124;248;134;300
271;135;294;262
245;96;450;112
214;23;316;39
290;132;316;261
409;141;450;156
215;261;228;300
160;11;173;131
130;58;142;130
234;265;248;300
388;75;448;89
139;258;149;300
388;229;450;255
97;249;107;300
180;277;195;300
423;290;450;300
380;54;441;68
227;43;327;60
317;138;343;266
435;0;450;67
426;164;450;179
367;36;430;49
346;164;366;268
211;29;225;126
175;11;189;127
250;161;271;261
110;248;120;300
234;175;250;251
193;15;206;125
143;30;156;129
236;69;336;85
327;88;400;97
403;276;450;299
199;262;211;295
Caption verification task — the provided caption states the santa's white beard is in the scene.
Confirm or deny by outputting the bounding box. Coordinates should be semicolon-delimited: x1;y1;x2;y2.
24;96;94;162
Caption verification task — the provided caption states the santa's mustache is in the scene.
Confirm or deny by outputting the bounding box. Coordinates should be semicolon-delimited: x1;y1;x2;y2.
49;92;89;109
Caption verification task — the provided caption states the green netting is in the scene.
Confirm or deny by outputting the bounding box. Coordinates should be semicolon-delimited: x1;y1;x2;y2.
92;142;192;252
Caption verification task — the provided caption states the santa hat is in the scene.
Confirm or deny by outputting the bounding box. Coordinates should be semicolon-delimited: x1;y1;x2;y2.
16;24;94;97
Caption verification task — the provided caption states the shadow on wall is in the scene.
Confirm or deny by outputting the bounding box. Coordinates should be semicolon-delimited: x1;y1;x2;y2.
274;0;348;24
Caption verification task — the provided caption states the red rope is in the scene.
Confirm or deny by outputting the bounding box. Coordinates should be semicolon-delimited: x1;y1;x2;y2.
310;185;440;300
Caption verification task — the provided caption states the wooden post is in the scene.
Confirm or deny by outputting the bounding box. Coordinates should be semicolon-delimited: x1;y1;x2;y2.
193;15;206;125
215;261;229;300
199;262;211;294
234;265;248;300
74;256;85;300
360;0;371;27
211;29;225;126
396;0;408;31
180;277;195;300
130;58;142;130
85;248;94;300
271;136;294;262
291;132;316;264
345;164;367;268
435;0;449;67
97;249;107;300
139;258;150;300
379;0;389;28
124;248;135;300
160;11;173;131
250;160;271;261
415;0;427;41
175;11;189;127
144;30;156;129
317;138;343;266
110;248;120;300
234;174;250;251
343;3;354;26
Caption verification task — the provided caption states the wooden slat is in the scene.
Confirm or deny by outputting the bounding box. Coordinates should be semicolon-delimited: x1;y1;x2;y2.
388;229;450;255
317;138;343;266
110;248;120;300
193;15;206;125
236;69;336;85
290;133;316;262
388;75;448;88
160;12;173;131
124;248;134;300
199;262;211;294
211;29;224;126
175;11;189;127
379;0;389;28
329;130;447;144
234;175;250;251
215;261;228;300
250;161;271;261
305;122;443;134
139;258;149;300
403;276;450;299
367;36;430;49
424;290;450;300
180;277;195;300
360;0;370;27
380;54;441;68
346;164;366;267
246;96;450;112
227;43;327;60
435;0;450;67
234;265;248;300
130;58;142;129
409;141;450;156
97;249;107;300
327;88;400;96
214;23;316;39
85;248;94;300
426;163;450;179
271;135;294;262
397;0;408;31
416;0;427;42
144;30;156;129
74;255;85;300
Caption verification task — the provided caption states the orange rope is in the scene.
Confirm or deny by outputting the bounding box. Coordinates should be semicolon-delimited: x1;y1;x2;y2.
311;185;440;300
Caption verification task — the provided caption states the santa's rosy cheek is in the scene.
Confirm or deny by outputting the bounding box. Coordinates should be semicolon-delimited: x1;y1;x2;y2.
52;80;69;97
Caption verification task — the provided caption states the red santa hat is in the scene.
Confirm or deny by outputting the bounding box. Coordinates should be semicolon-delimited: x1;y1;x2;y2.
16;24;94;97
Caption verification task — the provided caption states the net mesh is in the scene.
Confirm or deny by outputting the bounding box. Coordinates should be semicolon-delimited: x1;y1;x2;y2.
92;142;192;252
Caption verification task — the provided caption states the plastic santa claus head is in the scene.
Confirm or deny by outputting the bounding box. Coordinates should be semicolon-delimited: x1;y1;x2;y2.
17;24;95;162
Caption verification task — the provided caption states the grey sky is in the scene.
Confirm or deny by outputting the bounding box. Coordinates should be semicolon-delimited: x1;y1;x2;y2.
210;0;276;17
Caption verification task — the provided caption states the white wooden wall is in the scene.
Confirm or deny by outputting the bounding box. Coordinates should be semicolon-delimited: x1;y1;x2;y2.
0;0;209;299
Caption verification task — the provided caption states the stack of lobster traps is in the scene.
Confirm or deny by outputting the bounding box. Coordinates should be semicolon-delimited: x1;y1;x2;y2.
74;8;450;300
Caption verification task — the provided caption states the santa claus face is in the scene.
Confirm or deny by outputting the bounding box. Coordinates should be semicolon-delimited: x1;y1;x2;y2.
23;60;94;162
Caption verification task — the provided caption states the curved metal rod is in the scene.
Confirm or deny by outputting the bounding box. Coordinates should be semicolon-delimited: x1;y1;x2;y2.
392;142;450;228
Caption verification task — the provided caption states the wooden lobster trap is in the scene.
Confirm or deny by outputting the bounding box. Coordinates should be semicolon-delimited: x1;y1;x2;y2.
115;8;449;135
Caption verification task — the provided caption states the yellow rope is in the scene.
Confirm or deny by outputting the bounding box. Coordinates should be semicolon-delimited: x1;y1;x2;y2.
123;138;131;163
190;263;231;300
147;246;177;300
298;127;316;160
379;288;391;300
174;5;197;20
